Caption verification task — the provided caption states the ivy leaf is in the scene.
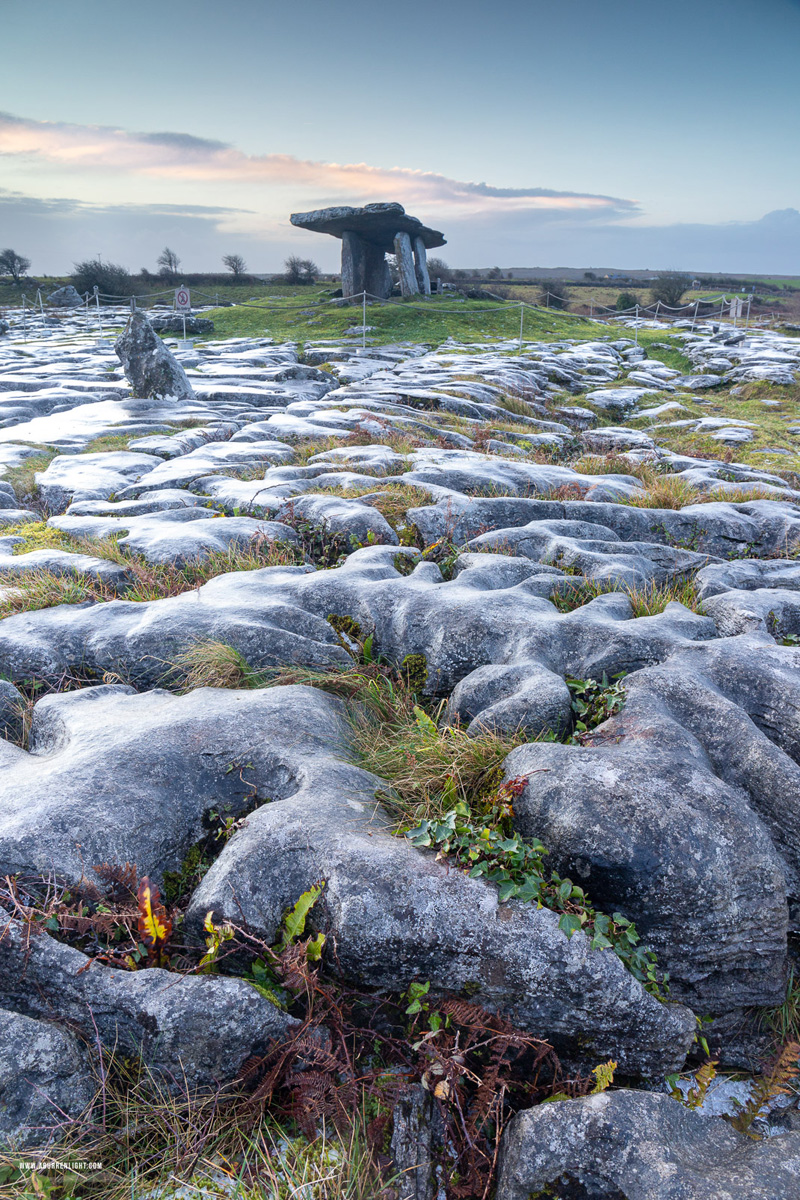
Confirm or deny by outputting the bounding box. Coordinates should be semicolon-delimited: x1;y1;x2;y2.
591;932;613;951
558;913;583;939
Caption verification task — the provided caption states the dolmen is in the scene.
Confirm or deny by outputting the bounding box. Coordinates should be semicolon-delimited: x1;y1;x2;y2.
290;201;445;299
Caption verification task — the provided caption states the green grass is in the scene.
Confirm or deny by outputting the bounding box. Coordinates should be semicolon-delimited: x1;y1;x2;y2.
200;290;595;348
300;482;432;532
0;530;304;617
9;1049;393;1200
2;450;57;504
551;577;705;616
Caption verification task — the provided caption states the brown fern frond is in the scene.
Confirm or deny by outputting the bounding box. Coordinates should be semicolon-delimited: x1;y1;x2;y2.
94;861;138;902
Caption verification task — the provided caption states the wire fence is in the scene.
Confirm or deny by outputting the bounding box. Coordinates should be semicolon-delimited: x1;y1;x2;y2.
2;281;788;350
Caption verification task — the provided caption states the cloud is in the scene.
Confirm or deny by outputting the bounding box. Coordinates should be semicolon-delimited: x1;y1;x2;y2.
1;113;797;273
0;189;264;275
0;111;636;222
447;207;800;274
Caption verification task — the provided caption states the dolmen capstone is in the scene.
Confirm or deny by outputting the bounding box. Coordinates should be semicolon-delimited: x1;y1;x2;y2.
290;202;445;299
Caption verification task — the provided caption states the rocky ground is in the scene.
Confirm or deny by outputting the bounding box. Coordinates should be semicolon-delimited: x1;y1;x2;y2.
1;303;800;1197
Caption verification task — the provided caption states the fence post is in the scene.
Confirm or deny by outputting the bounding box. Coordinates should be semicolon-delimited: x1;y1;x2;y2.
745;295;751;330
22;294;27;340
519;302;524;352
362;290;366;349
634;304;639;345
653;300;660;323
94;286;102;341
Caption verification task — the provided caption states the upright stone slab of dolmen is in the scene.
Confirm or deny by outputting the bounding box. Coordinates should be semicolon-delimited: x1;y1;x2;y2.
290;201;445;298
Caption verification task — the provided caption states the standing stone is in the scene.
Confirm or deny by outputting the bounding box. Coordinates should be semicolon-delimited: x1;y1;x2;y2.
394;231;420;296
46;285;83;307
341;230;366;298
413;236;432;295
364;244;391;299
115;311;195;404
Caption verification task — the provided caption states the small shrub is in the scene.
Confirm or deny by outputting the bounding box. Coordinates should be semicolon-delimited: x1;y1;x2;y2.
616;291;638;311
71;257;131;302
539;282;569;310
650;271;690;309
566;674;626;735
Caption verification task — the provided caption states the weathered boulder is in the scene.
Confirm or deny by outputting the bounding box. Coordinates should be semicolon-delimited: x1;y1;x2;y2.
410;494;800;558
496;1090;800;1200
50;509;299;566
0;544;131;591
115;311;195;402
0;1009;95;1149
0;682;693;1075
276;493;399;547
506;634;800;1010
0;545;720;692
468;518;712;586
0;909;296;1088
35;450;161;511
0;683;350;885
184;706;693;1075
148;315;214;335
46;285;83;307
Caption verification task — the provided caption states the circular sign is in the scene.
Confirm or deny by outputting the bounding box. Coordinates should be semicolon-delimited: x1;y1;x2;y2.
175;287;190;310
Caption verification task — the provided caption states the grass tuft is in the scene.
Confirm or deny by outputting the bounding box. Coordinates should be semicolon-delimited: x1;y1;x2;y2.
13;1051;393;1200
169;640;260;691
621;473;702;510
551;576;705;616
0;532;304;617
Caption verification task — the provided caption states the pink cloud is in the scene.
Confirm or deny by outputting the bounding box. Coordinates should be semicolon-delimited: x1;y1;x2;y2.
0;112;638;220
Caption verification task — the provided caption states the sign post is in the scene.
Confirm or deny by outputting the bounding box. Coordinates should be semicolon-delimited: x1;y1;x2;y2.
174;287;191;347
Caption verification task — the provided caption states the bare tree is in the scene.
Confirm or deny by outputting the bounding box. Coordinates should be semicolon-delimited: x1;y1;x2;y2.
650;271;690;309
427;257;451;282
283;256;319;285
157;247;181;279
0;248;31;284
222;254;247;277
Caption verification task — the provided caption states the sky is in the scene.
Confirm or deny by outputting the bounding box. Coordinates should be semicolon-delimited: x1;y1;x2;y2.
1;0;799;275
